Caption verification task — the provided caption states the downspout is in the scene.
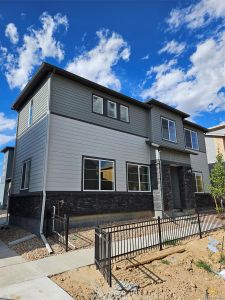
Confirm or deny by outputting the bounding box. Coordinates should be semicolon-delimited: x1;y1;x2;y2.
40;75;53;254
157;149;164;213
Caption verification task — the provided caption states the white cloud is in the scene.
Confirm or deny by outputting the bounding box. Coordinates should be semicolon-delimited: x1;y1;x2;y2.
141;54;149;60
158;40;186;56
0;113;16;147
141;30;225;116
5;23;19;44
66;29;130;91
167;0;225;30
1;12;68;90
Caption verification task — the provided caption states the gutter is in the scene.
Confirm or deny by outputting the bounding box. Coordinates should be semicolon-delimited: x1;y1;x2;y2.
40;76;53;254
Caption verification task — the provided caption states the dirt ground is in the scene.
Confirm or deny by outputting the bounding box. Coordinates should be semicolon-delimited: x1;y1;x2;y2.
52;229;225;300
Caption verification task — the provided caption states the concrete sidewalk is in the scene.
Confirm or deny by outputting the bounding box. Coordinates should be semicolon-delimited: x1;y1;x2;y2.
0;246;94;288
0;277;74;300
0;240;25;267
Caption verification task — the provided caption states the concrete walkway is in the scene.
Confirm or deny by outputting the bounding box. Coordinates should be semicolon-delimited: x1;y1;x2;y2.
0;240;94;299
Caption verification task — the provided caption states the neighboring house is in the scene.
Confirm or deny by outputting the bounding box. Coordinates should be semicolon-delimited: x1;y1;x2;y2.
205;124;225;171
9;62;210;234
0;147;14;210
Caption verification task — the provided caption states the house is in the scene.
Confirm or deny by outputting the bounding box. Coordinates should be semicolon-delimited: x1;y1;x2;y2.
0;147;14;210
8;62;210;234
205;124;225;170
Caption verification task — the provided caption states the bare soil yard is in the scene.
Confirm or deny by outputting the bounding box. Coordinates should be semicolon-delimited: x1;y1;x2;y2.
52;229;225;300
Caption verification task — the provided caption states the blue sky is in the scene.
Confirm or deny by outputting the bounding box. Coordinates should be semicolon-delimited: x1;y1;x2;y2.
0;0;225;172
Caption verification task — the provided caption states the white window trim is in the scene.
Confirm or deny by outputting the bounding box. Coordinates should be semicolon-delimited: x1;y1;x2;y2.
93;95;103;115
194;171;204;193
83;157;115;192
120;105;129;122
107;100;117;119
127;163;151;192
20;160;31;191
161;117;177;143
28;100;33;128
184;128;199;150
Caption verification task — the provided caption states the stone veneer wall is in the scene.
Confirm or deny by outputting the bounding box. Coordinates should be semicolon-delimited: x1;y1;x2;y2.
195;193;215;211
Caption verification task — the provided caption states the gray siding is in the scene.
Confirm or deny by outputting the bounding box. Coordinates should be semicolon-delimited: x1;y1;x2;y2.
46;114;150;191
17;77;50;137
190;152;210;193
11;116;48;194
205;137;217;164
50;75;149;137
160;149;191;165
150;106;185;151
184;125;206;152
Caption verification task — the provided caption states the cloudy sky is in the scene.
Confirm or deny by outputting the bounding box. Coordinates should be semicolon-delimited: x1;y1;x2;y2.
0;0;225;171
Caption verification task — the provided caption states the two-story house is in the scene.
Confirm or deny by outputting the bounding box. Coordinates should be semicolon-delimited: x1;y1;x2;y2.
205;124;225;170
8;62;210;234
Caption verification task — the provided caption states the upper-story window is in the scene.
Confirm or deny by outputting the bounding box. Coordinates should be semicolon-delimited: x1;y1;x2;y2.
83;157;115;191
184;128;199;150
120;105;129;122
28;100;33;127
161;117;177;142
20;160;31;190
107;100;117;119
93;95;103;115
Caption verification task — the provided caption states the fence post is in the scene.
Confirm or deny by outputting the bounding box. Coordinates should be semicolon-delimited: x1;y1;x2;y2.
197;213;202;239
158;216;163;250
65;216;69;252
108;232;112;287
95;227;100;270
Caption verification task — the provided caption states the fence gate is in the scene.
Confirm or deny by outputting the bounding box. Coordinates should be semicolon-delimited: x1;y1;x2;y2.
47;206;69;251
95;227;112;287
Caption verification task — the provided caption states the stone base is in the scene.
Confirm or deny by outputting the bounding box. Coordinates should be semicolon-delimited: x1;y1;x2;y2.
195;193;215;211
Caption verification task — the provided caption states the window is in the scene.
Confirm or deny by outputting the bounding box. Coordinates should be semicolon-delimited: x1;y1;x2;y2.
120;105;129;122
194;172;204;193
107;100;117;118
20;160;31;190
161;117;177;142
93;95;103;115
127;163;151;192
184;129;199;150
28;100;33;127
83;157;115;191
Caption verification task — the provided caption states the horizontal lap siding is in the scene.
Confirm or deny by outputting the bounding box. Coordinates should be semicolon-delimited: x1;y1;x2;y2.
160;149;191;165
12;116;48;194
17;78;49;137
46;114;151;191
50;75;149;138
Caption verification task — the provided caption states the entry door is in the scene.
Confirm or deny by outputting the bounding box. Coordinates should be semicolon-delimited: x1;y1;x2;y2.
170;167;181;209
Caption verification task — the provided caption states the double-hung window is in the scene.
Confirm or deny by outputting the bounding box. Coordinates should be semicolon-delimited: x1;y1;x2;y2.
184;129;199;150
83;157;115;191
120;105;129;122
28;100;33;127
20;160;31;190
161;117;177;142
93;95;103;115
107;100;117;119
127;163;151;192
194;172;204;193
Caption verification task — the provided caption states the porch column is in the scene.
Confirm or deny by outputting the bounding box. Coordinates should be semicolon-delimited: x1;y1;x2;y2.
178;166;195;210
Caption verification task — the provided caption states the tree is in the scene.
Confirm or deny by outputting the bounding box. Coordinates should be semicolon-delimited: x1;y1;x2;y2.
209;153;225;213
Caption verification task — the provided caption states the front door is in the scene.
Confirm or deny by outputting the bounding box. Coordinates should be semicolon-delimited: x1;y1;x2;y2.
170;167;181;209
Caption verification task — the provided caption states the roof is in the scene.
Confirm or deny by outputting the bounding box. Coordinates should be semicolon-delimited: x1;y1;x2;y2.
146;98;190;118
145;140;198;155
1;146;15;153
208;123;225;132
183;120;208;133
12;62;150;111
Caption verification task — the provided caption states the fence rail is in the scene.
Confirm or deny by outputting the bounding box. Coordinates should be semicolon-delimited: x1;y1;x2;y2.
95;212;224;286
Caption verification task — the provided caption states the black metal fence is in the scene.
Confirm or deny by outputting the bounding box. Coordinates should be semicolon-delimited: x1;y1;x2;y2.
47;208;69;251
95;212;224;286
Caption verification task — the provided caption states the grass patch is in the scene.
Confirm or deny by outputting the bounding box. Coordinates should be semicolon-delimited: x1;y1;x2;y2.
161;259;170;265
219;253;225;265
195;260;213;273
